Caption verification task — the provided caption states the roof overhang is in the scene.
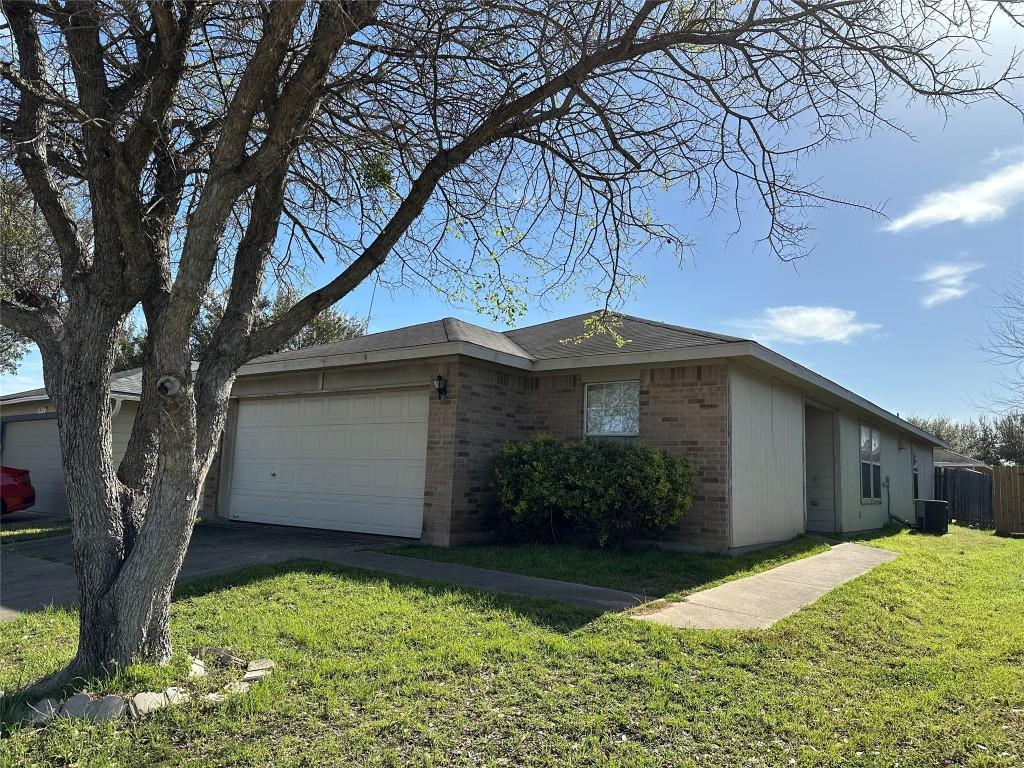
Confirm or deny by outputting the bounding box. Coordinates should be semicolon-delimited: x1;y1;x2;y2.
239;340;535;376
3;334;945;450
240;336;945;449
1;390;140;407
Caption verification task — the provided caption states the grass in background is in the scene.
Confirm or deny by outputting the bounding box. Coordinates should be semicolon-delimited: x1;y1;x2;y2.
1;527;1021;767
0;517;71;545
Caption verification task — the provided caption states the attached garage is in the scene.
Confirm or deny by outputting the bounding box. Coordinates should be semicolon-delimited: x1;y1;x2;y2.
1;418;65;515
224;389;429;538
0;401;139;516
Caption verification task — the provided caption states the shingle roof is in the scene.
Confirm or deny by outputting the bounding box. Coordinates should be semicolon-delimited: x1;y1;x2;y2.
933;448;992;470
1;367;144;402
1;313;748;401
504;313;744;360
245;311;741;367
248;317;533;365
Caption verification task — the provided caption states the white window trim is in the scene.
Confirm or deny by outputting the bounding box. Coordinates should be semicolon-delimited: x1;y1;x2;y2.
583;380;641;437
860;423;882;503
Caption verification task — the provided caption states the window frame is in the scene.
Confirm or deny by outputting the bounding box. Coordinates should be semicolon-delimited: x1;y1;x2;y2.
860;423;883;503
583;380;641;438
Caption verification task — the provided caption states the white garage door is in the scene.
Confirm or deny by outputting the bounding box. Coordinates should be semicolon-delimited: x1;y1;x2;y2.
227;390;429;538
1;418;67;515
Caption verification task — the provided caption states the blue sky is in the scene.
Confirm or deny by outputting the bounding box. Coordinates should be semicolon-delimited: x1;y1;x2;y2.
3;25;1022;422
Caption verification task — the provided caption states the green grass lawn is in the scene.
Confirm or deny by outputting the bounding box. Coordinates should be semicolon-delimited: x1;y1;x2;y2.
1;527;1021;767
386;535;831;600
0;517;71;544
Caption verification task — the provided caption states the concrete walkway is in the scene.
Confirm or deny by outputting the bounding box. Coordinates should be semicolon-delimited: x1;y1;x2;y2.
336;550;642;612
1;523;642;620
0;553;79;622
637;542;897;630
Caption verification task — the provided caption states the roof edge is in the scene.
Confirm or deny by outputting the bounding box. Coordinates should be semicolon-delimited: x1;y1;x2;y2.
748;344;947;448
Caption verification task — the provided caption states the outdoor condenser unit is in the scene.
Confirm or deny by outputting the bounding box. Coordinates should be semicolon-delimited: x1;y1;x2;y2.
915;499;949;535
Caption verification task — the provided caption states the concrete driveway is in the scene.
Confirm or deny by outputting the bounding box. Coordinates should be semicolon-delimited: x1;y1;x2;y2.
1;523;400;621
2;522;642;621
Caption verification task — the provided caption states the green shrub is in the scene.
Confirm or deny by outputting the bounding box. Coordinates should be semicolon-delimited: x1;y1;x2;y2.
493;434;695;547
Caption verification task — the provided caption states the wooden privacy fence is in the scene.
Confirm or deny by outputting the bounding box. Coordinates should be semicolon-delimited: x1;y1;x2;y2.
935;467;993;527
993;466;1024;535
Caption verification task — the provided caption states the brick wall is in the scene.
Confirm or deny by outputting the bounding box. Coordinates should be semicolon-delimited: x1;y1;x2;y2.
448;361;532;544
427;359;732;551
422;360;459;545
638;364;731;550
530;373;584;439
199;446;221;518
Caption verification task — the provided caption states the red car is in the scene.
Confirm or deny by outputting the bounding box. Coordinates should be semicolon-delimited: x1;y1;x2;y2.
1;466;36;515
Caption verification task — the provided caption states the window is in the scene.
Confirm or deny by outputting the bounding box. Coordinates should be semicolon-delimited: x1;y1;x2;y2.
912;445;920;500
860;425;882;501
585;381;640;436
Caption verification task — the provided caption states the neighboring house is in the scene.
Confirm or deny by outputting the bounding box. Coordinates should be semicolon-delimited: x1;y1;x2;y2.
0;313;945;552
933;448;993;474
1;369;142;516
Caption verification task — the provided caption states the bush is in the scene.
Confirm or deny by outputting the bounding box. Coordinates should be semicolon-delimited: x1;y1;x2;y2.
493;434;695;547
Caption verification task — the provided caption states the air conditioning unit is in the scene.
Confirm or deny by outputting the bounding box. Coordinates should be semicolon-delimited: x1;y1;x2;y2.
915;499;948;535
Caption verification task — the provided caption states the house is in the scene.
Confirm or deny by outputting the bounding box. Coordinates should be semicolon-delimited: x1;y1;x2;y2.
933;448;992;474
0;313;945;552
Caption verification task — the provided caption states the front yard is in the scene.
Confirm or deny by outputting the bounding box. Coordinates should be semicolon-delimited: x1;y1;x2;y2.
1;527;1021;767
386;535;831;600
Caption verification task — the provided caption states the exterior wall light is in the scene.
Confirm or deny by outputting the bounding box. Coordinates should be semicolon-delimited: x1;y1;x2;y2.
433;374;448;399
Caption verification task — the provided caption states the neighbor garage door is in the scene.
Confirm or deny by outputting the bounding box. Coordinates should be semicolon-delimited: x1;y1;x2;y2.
226;390;429;537
1;418;67;515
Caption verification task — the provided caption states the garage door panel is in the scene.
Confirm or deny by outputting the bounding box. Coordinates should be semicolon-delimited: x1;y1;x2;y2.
1;419;67;516
228;390;428;537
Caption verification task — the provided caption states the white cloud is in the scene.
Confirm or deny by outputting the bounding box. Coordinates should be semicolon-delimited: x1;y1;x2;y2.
987;146;1024;163
737;306;881;344
885;160;1024;232
917;262;983;308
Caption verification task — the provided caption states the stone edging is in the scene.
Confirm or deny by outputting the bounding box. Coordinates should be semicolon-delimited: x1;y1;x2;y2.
27;647;275;728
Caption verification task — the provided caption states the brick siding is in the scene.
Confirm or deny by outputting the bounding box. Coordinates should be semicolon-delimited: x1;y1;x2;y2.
424;359;732;550
637;365;730;550
422;361;460;545
448;362;532;544
200;442;222;519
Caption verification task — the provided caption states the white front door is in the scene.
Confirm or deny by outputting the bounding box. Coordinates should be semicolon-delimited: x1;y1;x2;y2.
226;390;429;538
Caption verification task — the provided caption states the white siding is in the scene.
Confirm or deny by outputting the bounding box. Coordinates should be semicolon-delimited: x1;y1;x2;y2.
837;412;923;532
729;366;805;548
111;401;138;465
804;405;838;533
917;444;934;501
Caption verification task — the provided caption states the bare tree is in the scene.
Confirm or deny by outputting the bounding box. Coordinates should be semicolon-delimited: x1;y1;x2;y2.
985;268;1024;411
1;0;1020;687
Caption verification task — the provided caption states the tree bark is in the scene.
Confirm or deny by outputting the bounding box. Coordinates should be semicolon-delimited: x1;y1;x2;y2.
33;298;228;678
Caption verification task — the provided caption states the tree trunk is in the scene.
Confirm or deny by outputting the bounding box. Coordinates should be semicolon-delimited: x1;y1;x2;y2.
38;308;228;681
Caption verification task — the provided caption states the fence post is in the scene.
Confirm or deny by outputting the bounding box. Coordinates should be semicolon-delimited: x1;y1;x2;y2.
993;466;1024;536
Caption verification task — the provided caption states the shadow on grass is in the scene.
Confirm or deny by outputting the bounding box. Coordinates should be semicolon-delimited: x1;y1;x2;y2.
1;556;601;729
386;534;831;600
173;557;601;632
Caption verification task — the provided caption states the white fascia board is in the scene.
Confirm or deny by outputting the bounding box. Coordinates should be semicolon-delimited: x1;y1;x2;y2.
0;394;53;405
1;392;140;406
239;341;534;376
748;344;947;449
